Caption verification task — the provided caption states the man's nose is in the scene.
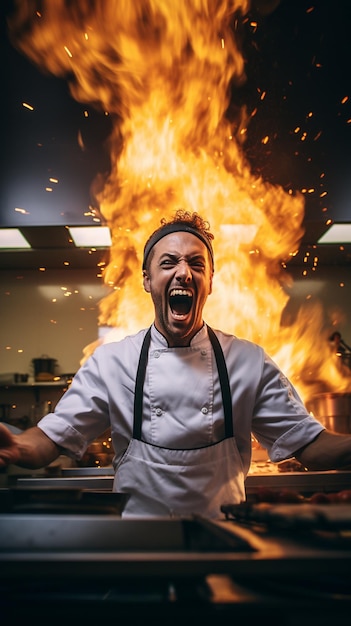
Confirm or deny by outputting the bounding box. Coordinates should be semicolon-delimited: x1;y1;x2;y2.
176;261;192;281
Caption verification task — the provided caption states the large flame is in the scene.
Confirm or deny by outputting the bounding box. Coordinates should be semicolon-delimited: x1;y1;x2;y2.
8;0;351;403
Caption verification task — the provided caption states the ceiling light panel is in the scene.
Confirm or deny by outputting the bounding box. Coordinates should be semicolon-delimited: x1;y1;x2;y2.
68;226;112;247
317;224;351;244
0;229;31;249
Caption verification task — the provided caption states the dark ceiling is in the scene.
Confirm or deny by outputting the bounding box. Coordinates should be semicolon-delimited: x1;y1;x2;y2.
1;0;351;270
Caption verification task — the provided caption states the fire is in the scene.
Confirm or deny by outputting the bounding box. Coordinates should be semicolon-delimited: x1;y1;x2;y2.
7;0;351;403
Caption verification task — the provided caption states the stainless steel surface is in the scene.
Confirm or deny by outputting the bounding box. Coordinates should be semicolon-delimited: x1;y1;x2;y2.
16;476;114;490
245;470;351;495
0;487;128;515
0;516;254;552
317;415;351;433
17;469;351;495
62;467;114;476
2;513;351;581
306;393;351;433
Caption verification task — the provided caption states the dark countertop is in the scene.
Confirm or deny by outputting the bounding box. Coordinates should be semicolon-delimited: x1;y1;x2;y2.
1;512;351;624
2;477;351;625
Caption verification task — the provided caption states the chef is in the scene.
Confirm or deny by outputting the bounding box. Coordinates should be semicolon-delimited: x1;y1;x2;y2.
1;209;351;517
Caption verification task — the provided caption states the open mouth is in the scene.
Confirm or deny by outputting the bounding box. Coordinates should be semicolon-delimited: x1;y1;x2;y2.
169;288;193;317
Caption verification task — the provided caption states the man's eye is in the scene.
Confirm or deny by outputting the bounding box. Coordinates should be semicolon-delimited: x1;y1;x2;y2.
192;262;205;269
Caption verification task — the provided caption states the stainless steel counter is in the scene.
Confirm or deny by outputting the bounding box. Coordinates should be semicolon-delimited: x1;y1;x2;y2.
245;469;351;495
15;468;351;495
62;467;114;476
1;511;351;575
16;475;114;489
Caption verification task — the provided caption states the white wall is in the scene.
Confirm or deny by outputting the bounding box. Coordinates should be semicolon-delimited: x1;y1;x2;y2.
0;268;112;377
1;264;351;378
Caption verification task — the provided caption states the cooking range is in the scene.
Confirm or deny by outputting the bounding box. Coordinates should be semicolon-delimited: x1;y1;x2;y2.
2;471;351;624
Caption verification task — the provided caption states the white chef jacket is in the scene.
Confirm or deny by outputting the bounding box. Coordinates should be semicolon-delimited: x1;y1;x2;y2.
38;324;324;480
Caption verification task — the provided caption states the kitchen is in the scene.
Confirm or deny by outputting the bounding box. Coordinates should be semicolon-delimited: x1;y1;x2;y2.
2;0;351;622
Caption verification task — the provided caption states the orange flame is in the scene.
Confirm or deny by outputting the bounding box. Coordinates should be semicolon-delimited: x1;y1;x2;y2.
8;0;351;403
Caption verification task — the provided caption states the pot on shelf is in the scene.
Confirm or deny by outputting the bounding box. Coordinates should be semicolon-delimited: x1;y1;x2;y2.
32;355;57;382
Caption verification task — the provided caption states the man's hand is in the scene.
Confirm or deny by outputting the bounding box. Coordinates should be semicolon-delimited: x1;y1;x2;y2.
0;424;60;469
0;423;20;467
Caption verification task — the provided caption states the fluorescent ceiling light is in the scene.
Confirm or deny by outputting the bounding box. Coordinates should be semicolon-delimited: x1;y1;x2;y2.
0;228;31;249
317;223;351;244
68;226;112;247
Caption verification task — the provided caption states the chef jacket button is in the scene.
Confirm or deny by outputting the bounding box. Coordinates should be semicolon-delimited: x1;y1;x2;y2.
201;350;207;356
154;351;160;358
201;406;208;414
155;407;163;416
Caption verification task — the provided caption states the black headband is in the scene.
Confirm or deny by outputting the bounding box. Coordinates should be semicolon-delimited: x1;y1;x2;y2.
142;222;214;270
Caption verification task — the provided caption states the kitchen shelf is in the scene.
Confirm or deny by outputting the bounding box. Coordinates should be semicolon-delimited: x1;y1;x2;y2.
0;381;71;404
0;382;69;388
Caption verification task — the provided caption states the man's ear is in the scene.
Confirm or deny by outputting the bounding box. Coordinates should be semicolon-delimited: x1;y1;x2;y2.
143;270;151;293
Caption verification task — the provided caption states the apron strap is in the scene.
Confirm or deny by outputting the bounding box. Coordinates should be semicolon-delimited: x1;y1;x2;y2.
133;327;151;439
207;326;233;438
133;325;233;440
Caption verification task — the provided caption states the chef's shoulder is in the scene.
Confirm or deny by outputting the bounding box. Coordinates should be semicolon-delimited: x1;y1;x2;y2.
89;327;149;363
210;327;265;362
210;329;267;389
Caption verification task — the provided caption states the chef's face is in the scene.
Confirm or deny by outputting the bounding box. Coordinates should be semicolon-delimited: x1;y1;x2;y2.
143;232;213;346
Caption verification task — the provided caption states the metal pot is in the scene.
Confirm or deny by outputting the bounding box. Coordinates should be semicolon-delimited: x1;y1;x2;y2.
32;355;57;378
306;393;351;433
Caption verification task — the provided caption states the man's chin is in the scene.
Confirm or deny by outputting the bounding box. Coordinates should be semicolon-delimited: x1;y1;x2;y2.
164;316;197;345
